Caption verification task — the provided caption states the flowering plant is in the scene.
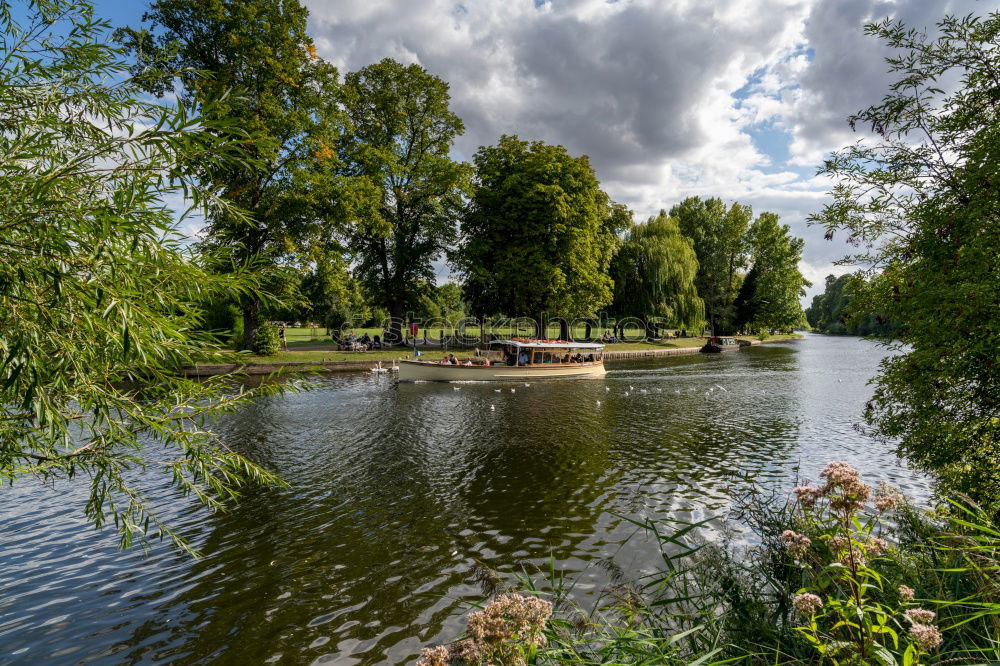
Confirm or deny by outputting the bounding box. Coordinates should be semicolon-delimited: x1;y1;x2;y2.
787;462;942;664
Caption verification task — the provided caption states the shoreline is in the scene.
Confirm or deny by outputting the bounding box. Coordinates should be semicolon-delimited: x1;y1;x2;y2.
183;336;799;377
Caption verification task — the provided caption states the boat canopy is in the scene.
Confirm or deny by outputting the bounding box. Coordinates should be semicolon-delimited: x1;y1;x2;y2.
488;338;605;350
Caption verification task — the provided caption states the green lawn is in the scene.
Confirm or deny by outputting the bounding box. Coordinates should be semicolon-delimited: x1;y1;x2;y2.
234;333;803;364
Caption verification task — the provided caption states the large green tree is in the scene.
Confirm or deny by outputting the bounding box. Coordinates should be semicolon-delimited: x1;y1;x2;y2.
1;0;283;551
811;12;1000;512
459;135;628;337
341;58;469;343
670;197;752;334
733;212;809;333
610;212;704;332
119;0;367;347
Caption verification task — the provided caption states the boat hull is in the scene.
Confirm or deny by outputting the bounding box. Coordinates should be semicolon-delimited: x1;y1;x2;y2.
397;360;606;382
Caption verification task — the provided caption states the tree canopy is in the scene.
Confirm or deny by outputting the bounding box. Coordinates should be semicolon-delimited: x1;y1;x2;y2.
119;0;368;346
459;135;628;335
341;58;469;341
610;212;704;329
811;11;1000;512
670;197;751;334
733;212;809;333
805;274;896;336
1;0;283;552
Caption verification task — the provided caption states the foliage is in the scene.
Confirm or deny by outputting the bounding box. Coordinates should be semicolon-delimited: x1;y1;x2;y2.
805;274;896;336
428;463;1000;665
342;57;469;339
670;197;752;334
250;323;280;356
733;212;809;333
809;11;1000;513
118;0;369;347
0;0;285;552
415;282;468;324
610;212;704;329
460;135;629;335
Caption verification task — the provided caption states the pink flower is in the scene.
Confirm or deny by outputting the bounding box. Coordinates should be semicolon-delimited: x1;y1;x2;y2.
905;608;936;624
793;485;824;507
909;623;943;651
899;585;915;600
792;592;824;617
416;645;450;666
780;530;812;559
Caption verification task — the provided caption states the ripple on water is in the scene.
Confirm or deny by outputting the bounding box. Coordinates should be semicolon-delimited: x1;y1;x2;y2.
0;334;931;664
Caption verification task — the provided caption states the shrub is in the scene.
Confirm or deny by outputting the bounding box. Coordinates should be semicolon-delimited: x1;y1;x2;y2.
250;324;280;356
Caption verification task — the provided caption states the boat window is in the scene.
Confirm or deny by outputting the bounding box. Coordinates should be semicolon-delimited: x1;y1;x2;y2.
533;351;544;364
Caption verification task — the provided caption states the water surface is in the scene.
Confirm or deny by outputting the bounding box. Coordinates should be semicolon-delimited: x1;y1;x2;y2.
0;334;930;664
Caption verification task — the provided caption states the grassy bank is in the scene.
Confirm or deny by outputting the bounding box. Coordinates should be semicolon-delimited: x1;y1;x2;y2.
233;333;803;365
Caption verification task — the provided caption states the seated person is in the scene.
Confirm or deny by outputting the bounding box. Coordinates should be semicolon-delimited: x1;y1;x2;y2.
518;351;529;366
600;331;612;343
448;353;459;365
464;359;473;366
372;334;382;350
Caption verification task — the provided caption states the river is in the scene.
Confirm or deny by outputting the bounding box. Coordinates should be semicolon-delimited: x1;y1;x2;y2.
0;334;931;665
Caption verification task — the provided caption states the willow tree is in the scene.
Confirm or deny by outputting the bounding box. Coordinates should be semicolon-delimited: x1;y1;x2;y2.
459;135;628;338
341;58;470;342
119;0;368;347
610;213;704;334
1;0;283;552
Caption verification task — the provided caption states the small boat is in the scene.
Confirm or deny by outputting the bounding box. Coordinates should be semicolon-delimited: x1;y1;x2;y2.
397;339;606;382
700;336;741;353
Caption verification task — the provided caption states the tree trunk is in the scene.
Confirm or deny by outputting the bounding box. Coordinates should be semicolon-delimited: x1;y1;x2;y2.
584;320;592;340
388;301;404;346
535;313;545;339
242;298;261;351
559;318;569;341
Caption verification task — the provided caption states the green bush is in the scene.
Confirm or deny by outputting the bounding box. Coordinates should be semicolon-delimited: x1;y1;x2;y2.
250;324;280;356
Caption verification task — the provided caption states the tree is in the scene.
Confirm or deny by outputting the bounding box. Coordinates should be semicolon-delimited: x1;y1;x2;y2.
459;135;628;338
805;274;896;336
670;197;752;334
0;0;283;552
610;212;704;333
341;58;469;343
118;0;367;348
733;212;809;333
300;249;366;330
810;12;1000;512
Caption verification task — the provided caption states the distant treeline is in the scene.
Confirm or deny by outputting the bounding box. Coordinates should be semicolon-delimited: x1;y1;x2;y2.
805;274;896;336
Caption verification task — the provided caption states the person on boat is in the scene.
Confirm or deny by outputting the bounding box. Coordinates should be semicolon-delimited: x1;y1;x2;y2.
518;350;529;366
481;358;491;366
448;353;458;365
464;359;473;366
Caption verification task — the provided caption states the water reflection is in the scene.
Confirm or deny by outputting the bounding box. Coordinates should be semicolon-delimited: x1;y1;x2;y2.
0;334;930;664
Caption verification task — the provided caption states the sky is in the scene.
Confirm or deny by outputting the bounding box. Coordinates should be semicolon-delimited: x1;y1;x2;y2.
93;0;997;303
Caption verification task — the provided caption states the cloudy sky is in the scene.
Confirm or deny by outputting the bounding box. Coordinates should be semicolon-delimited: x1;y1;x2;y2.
98;0;994;301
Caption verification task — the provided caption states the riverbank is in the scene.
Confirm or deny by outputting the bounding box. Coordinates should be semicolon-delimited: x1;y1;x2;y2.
184;334;802;376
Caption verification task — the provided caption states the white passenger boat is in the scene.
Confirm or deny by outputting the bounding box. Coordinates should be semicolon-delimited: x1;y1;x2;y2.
397;339;606;382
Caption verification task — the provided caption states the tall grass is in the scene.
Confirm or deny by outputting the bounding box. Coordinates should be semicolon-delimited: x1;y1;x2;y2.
421;463;1000;665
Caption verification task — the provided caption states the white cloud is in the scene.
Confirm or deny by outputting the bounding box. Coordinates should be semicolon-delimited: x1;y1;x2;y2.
302;0;978;301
